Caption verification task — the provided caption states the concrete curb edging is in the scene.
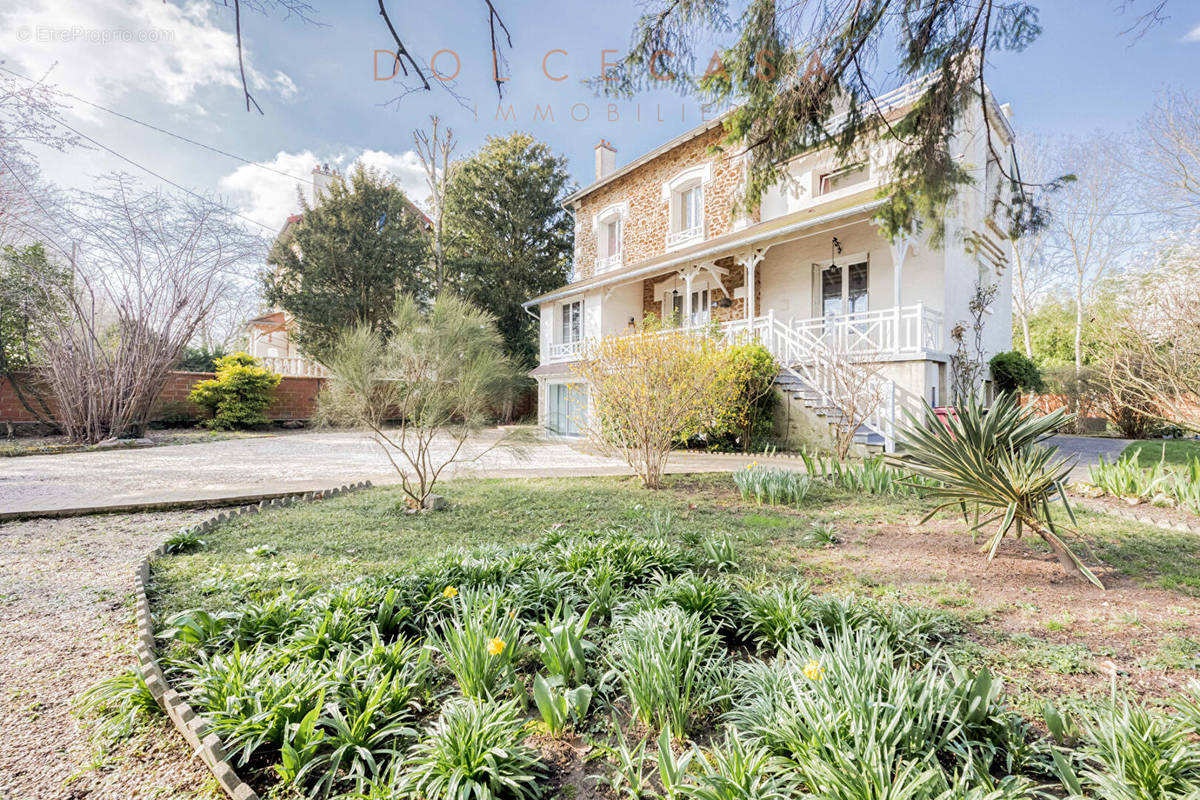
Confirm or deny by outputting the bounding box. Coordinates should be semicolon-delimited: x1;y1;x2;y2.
1071;494;1200;535
132;480;374;800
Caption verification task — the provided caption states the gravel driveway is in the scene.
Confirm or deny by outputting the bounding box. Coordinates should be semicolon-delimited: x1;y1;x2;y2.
0;511;217;800
0;428;626;515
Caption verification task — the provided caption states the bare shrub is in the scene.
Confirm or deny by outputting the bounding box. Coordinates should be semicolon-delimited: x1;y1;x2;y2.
23;176;262;442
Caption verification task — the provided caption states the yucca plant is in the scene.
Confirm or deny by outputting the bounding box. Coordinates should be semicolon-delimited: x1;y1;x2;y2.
429;587;522;699
894;393;1103;588
397;698;542;800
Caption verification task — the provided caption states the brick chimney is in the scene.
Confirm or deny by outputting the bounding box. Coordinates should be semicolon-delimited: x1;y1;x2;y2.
594;140;617;180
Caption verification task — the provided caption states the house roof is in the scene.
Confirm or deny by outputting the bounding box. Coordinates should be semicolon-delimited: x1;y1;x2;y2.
525;191;884;309
564;112;732;205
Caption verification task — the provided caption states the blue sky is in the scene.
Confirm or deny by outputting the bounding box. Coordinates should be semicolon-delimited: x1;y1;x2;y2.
3;0;1198;234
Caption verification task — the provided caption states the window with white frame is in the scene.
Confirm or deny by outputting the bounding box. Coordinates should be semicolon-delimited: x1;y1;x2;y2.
594;203;626;272
817;164;870;196
663;165;710;248
561;299;583;342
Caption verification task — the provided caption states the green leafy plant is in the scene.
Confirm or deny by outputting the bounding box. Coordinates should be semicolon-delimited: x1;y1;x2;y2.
591;720;655;800
1088;449;1200;515
895;393;1102;588
701;535;740;573
163;527;206;554
800;521;838;548
531;673;593;735
429;587;521;699
681;729;792;800
733;583;813;650
727;628;1033;796
608;607;728;733
1075;697;1200;800
532;605;593;686
76;666;164;739
398;698;542;800
732;465;813;506
188;352;281;430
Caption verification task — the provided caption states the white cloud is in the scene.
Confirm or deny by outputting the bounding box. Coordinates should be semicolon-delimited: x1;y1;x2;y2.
356;149;428;204
1186;23;1200;42
2;0;296;111
218;149;428;231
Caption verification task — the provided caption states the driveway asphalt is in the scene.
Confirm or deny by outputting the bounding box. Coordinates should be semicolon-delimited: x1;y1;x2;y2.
1042;434;1132;481
0;428;783;515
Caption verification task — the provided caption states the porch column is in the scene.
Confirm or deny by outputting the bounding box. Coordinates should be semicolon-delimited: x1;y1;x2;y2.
682;270;695;326
735;248;766;321
889;235;913;353
889;234;912;309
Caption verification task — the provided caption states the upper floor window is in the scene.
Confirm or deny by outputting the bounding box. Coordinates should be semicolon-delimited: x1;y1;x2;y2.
817;164;870;196
663;164;711;249
593;202;627;273
561;299;583;343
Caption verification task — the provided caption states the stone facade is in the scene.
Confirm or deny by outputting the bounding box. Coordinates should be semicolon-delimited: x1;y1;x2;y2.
572;126;756;283
639;259;760;324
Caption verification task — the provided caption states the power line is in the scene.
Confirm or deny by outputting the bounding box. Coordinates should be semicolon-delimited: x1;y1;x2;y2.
0;64;315;187
33;107;279;232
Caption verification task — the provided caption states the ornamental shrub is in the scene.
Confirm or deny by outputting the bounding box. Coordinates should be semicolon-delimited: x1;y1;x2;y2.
188;352;281;430
706;342;779;452
989;350;1044;396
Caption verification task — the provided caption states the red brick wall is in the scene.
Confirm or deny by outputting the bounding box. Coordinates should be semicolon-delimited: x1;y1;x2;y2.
1;371;323;424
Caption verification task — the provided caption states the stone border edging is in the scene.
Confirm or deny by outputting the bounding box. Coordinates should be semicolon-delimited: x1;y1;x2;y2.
1071;494;1200;535
132;480;373;800
0;486;379;522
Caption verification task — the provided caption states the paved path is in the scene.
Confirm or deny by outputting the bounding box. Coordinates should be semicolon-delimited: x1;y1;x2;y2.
1043;434;1132;481
0;428;784;515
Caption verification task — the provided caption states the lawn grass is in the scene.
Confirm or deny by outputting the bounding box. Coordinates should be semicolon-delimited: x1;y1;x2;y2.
140;470;1200;799
149;471;1200;713
152;473;833;617
1120;438;1200;466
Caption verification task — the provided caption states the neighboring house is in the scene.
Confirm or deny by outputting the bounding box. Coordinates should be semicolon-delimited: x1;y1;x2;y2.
523;78;1015;451
245;163;432;377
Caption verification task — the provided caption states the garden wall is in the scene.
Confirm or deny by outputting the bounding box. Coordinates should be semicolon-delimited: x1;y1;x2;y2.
0;371;323;426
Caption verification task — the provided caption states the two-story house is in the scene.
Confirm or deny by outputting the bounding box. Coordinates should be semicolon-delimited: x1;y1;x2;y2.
524;78;1015;451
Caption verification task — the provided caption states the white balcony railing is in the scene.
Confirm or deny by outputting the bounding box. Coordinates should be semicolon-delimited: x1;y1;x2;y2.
543;304;942;366
259;355;329;377
548;339;584;362
665;225;703;248
596;253;623;273
791;304;943;357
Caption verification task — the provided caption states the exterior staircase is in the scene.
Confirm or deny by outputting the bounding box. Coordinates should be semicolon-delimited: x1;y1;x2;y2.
774;369;888;452
721;311;898;452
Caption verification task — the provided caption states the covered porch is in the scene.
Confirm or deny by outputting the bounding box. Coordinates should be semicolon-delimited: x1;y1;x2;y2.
544;213;946;367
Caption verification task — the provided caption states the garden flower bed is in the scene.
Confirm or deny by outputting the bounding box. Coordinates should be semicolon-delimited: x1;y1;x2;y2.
134;475;1200;800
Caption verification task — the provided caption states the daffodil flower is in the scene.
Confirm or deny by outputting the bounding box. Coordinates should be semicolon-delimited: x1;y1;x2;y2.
487;637;506;656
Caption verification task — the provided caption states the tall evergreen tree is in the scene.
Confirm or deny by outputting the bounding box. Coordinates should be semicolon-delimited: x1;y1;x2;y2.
443;133;574;365
263;163;429;360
